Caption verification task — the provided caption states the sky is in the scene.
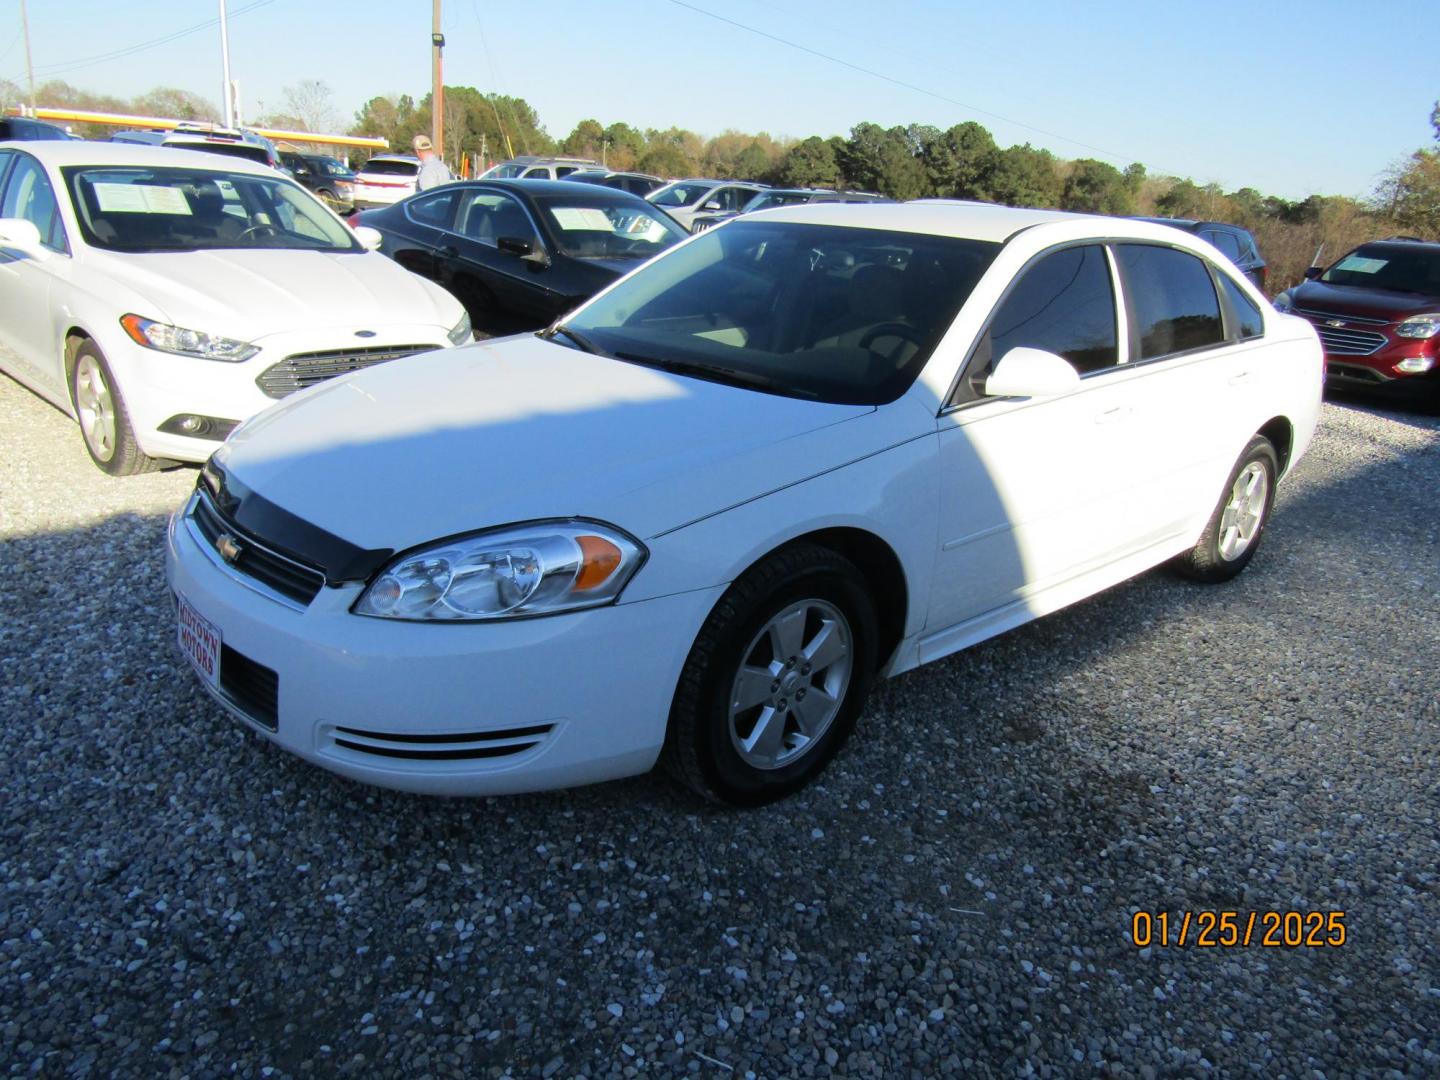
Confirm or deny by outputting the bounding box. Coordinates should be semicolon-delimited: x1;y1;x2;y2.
5;0;1435;201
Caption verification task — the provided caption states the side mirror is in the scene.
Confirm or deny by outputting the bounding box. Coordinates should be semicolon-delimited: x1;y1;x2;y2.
352;225;384;252
1303;266;1323;280
0;217;46;255
498;235;550;268
984;347;1081;398
703;200;723;211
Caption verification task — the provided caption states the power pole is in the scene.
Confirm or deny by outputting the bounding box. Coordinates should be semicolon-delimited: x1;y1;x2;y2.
430;0;444;158
219;0;235;128
19;0;35;112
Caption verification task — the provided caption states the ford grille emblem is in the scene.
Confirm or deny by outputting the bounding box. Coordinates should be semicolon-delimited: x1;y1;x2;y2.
216;533;243;564
355;330;377;338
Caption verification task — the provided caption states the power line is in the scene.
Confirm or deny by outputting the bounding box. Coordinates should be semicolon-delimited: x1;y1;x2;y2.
662;0;1150;168
10;0;276;85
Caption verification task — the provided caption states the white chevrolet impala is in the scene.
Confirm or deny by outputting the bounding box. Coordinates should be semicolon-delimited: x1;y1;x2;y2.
166;203;1323;805
0;142;470;473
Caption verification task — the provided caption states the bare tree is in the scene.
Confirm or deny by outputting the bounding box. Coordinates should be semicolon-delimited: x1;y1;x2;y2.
279;79;339;133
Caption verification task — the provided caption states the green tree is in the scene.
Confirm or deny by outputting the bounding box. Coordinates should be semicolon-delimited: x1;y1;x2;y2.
921;121;998;199
562;118;605;157
988;144;1062;208
604;122;646;170
840;123;925;200
776;135;840;188
637;141;694;178
1061;158;1134;215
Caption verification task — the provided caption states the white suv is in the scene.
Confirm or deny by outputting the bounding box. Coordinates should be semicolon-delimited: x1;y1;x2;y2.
351;154;421;208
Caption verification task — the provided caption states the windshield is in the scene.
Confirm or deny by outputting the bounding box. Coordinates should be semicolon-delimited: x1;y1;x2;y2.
1321;245;1440;294
62;166;361;254
561;220;999;404
744;191;815;212
536;197;688;259
360;158;418;177
647;183;716;209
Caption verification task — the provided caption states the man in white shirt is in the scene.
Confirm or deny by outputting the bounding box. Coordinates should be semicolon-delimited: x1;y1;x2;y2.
412;135;453;191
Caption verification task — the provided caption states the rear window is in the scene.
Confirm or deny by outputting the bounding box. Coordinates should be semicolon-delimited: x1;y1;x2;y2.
361;159;419;177
167;140;270;166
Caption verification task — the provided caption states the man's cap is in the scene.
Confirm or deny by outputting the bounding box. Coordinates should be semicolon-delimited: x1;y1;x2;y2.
412;135;433;152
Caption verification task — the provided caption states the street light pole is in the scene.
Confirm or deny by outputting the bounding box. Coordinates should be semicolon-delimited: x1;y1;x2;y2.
219;0;235;128
19;0;35;113
431;0;444;158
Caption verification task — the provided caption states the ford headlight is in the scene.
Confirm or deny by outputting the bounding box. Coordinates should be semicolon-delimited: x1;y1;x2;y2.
1395;313;1440;339
120;314;258;362
353;520;645;621
447;309;473;346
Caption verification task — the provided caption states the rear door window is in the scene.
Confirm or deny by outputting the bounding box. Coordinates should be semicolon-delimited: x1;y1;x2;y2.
1;155;66;251
406;189;459;229
1113;244;1225;360
1202;230;1242;261
1217;273;1264;340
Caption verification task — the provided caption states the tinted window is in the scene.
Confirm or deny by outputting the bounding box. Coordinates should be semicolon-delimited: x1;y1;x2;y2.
407;189;457;228
1114;245;1224;360
988;245;1118;375
453;189;539;248
1204;230;1242;260
1218;274;1264;340
361;159;419;177
2;156;65;250
565;220;999;405
1320;244;1440;294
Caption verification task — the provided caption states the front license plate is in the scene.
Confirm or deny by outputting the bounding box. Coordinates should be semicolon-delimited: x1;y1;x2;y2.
176;592;221;690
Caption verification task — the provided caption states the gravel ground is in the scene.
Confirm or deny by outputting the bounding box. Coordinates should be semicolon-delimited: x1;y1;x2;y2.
1;373;1437;1079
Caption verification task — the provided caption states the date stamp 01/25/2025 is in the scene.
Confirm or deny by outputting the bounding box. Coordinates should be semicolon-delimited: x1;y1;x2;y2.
1130;910;1347;949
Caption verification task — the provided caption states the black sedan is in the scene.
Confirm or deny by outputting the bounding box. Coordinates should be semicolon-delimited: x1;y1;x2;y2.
356;179;689;335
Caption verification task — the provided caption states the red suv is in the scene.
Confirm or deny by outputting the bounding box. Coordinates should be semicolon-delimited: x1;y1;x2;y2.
1275;238;1440;403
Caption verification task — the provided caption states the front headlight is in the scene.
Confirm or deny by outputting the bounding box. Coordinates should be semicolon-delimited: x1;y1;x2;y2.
353;520;646;622
1272;290;1296;314
1395;313;1440;339
447;309;472;346
120;314;258;362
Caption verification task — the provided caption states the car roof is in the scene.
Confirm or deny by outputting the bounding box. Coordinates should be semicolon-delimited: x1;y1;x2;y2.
1351;238;1440;254
10;140;280;176
752;201;1109;243
463;178;650;200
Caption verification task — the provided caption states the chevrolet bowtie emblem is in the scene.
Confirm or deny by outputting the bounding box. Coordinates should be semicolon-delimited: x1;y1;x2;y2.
1325;319;1346;328
216;533;243;564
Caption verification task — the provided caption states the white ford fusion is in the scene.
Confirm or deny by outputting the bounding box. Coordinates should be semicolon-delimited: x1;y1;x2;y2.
166;203;1323;805
0;142;469;474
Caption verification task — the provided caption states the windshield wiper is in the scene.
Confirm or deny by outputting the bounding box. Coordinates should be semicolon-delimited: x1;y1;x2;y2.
539;323;603;355
612;351;816;399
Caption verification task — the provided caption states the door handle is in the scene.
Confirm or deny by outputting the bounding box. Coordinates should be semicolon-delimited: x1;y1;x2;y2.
437;245;458;259
1093;406;1129;425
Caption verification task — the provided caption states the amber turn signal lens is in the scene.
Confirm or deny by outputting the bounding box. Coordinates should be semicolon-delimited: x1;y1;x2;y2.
574;534;623;591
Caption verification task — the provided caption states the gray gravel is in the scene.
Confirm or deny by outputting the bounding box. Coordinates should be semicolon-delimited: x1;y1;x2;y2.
1;372;1438;1079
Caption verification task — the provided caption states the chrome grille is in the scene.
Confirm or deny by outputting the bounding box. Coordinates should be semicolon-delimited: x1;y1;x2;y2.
1311;324;1389;356
257;344;439;398
191;489;325;606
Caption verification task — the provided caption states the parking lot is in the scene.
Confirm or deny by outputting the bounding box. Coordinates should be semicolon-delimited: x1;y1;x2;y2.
0;372;1437;1077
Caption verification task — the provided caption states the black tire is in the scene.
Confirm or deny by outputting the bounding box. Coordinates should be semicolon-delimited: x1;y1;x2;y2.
1171;435;1279;583
662;542;879;806
317;188;342;212
70;340;159;476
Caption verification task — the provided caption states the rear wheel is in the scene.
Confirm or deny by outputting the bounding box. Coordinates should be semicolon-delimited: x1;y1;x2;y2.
1172;435;1278;583
662;543;878;806
71;341;158;476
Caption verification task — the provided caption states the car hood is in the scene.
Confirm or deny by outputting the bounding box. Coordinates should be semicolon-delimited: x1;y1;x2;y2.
85;247;459;340
214;334;883;550
1293;280;1440;321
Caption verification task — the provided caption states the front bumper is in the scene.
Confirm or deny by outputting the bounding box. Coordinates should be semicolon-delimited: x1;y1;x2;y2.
110;327;448;463
165;498;721;796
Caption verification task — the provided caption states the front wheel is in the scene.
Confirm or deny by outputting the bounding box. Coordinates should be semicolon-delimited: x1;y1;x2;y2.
662;543;879;806
71;341;158;476
1171;435;1278;583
